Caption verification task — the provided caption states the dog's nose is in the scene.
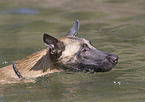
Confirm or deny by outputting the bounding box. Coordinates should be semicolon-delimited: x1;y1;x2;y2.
106;55;119;64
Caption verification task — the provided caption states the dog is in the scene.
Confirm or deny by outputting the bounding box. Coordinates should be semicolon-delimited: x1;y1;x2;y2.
0;20;118;84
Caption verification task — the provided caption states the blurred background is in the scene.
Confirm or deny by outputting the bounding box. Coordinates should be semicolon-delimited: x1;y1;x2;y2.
0;0;145;102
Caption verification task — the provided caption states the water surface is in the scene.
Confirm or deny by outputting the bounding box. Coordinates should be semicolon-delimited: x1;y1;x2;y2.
0;0;145;102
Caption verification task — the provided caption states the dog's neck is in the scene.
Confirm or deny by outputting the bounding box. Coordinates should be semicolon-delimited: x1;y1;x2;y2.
29;50;55;72
13;48;61;78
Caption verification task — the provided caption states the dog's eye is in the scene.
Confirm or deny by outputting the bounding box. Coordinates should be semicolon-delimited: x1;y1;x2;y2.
82;48;87;52
81;44;90;52
83;44;88;47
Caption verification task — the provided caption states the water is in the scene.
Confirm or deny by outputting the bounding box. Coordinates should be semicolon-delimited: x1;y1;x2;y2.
0;0;145;102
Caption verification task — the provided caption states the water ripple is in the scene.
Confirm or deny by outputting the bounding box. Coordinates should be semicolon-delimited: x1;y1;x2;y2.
1;8;39;15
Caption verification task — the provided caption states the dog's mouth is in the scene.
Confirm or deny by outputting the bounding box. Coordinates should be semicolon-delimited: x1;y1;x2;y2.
72;67;96;73
70;61;117;73
72;66;112;73
60;59;118;73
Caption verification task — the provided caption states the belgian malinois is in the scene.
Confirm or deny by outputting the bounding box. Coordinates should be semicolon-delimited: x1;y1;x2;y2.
0;20;118;84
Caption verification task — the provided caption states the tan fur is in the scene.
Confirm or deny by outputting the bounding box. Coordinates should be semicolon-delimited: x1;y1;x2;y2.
0;20;94;84
59;37;82;64
0;36;95;84
0;48;61;84
58;37;94;64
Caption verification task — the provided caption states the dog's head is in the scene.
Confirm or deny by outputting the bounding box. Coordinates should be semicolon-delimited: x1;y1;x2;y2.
43;20;119;72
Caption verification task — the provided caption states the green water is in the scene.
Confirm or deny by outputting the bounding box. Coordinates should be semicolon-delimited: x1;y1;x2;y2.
0;0;145;102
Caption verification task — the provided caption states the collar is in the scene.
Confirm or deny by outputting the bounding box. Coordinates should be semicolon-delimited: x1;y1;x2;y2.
13;63;23;79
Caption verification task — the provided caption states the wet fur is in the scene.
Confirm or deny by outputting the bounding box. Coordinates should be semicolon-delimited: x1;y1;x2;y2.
0;49;62;84
0;20;118;84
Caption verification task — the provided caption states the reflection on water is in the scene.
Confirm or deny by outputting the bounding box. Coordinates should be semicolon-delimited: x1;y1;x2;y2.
1;8;39;15
0;23;24;31
0;0;145;102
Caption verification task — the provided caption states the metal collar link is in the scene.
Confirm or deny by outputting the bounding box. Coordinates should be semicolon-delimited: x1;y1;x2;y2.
13;63;23;78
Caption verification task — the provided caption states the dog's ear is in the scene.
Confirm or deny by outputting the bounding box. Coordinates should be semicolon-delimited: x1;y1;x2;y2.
67;19;79;37
43;33;60;53
43;33;58;47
